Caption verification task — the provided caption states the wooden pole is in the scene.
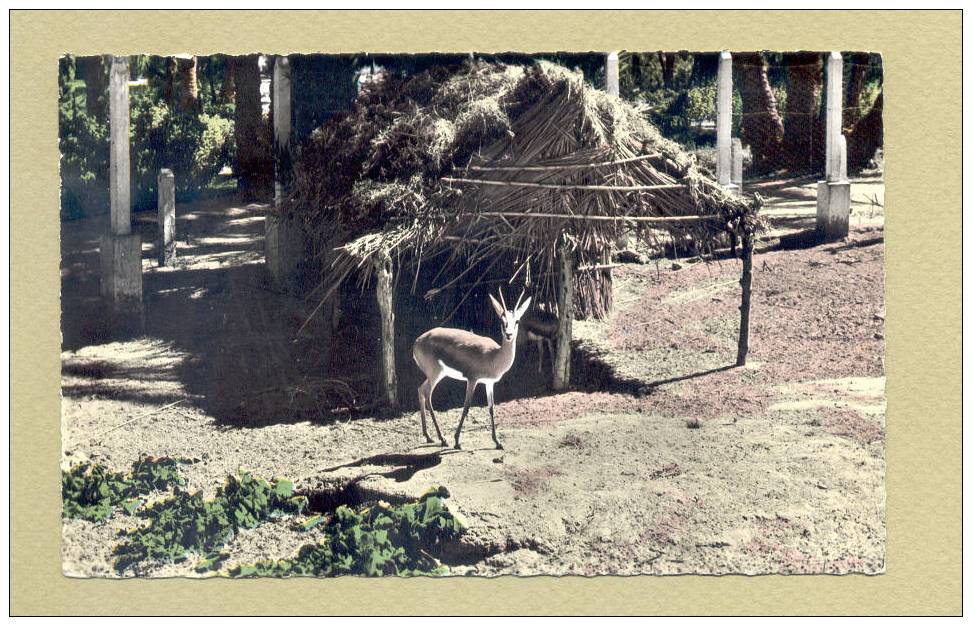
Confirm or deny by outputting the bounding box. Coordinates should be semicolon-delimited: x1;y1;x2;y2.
735;228;754;366
470;211;723;223
441;177;686;192
552;236;574;391
464;153;661;172
375;252;398;409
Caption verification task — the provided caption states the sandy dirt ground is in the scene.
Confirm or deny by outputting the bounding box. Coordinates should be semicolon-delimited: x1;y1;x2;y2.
60;180;886;577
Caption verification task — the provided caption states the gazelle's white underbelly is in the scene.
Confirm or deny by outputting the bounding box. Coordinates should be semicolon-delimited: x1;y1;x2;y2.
438;360;467;381
437;360;501;385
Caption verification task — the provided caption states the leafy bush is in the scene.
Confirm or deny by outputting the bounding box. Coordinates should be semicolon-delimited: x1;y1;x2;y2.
112;472;306;574
61;456;187;523
65;459;464;577
230;486;465;577
59;101;110;221
59;81;236;218
130;90;235;210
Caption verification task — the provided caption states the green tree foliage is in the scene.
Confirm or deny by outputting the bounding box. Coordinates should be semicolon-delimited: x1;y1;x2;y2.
59;54;237;218
59;56;110;219
129;88;235;209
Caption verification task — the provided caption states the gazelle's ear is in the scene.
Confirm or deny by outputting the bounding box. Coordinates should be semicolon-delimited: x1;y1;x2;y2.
515;296;532;319
488;294;505;318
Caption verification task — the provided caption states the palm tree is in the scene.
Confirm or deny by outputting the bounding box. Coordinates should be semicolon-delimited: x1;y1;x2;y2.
847;91;883;171
844;53;871;128
233;54;271;199
735;52;784;174
75;55;107;121
178;56;199;111
781;52;824;173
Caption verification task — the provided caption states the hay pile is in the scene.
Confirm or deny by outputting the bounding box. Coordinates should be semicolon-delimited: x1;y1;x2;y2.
285;60;761;319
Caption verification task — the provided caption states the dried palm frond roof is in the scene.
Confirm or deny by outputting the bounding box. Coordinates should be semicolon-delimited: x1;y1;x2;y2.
285;59;762;315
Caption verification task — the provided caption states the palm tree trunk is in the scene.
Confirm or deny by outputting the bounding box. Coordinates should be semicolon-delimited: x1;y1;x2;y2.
163;57;176;107
844;53;870;128
781;52;824;173
660;53;676;88
233;54;271;200
847;91;883;171
76;55;108;121
735;52;784;174
221;55;236;102
177;56;199;111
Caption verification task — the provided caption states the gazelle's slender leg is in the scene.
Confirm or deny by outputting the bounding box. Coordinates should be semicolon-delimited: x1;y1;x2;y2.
425;384;446;446
417;380;433;443
453;381;477;450
486;383;502;450
536;339;543;372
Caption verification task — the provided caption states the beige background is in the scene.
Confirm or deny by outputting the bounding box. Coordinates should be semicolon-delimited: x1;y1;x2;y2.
10;10;962;615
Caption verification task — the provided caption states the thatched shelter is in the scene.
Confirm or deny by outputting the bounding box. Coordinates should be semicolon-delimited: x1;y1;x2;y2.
283;60;762;407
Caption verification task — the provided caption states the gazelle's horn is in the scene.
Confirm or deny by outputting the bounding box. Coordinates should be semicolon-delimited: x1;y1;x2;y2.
515;288;526;311
498;288;508;312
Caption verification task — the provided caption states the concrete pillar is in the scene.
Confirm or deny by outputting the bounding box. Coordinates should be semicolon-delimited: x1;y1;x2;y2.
716;51;733;188
824;52;843;181
102;56;142;330
109;56;131;235
100;233;143;311
157;169;176;266
836;134;848;182
730;137;744;193
272;56;292;208
267;55;300;290
605;52;620;97
816;52;851;239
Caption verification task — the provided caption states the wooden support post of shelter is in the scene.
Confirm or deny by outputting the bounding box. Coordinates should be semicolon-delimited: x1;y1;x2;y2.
375;251;398;409
735;227;754;366
552;236;574;391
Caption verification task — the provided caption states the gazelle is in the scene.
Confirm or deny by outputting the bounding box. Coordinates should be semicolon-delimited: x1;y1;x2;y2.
519;308;558;373
412;289;531;450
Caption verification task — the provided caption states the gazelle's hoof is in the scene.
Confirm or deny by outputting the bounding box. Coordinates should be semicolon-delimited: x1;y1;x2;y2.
495;444;504;451
453;443;462;450
439;440;448;447
424;435;434;443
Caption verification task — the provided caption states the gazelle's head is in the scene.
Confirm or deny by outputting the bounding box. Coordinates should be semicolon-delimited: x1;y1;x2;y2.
489;288;532;342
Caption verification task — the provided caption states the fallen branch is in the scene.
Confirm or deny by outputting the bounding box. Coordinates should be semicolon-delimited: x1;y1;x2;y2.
89;398;189;440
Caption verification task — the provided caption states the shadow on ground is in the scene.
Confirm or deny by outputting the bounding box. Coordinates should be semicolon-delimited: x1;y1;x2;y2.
63;187;862;430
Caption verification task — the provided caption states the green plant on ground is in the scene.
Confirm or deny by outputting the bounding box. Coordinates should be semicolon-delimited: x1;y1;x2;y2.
230;486;464;577
112;472;306;574
61;456;188;523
